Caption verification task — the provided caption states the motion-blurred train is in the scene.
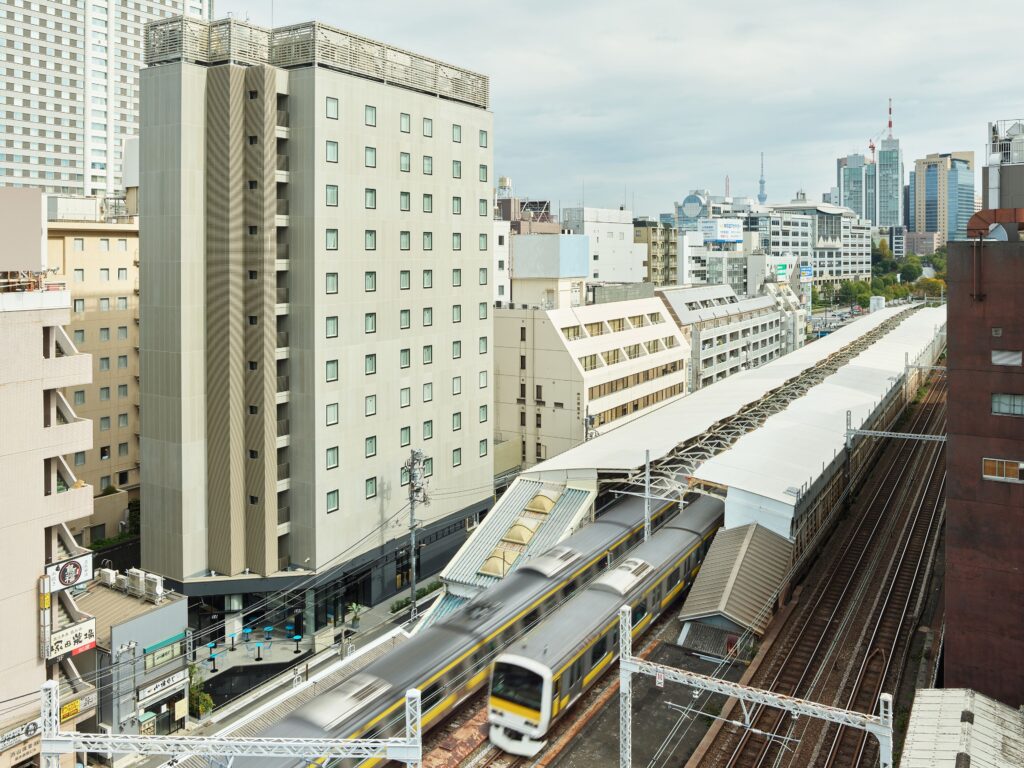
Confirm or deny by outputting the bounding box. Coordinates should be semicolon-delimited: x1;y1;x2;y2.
487;495;724;756
239;490;707;768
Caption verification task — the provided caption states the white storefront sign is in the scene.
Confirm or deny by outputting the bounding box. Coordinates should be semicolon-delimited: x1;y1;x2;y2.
138;669;188;704
46;554;93;593
46;618;97;660
0;720;40;752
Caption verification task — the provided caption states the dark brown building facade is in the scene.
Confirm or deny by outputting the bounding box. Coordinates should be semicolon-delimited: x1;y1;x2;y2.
946;235;1024;707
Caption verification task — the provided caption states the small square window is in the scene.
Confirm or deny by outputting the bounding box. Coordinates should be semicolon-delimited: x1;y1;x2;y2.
423;420;434;440
479;336;488;354
365;313;377;333
117;355;127;369
365;271;376;292
365;188;376;209
117;297;128;311
365;395;377;416
326;273;339;294
400;387;411;408
423;270;433;289
118;443;129;457
248;361;258;371
400;191;411;211
99;357;110;371
73;268;85;282
479;164;488;182
479;267;488;285
100;416;110;431
100;386;110;401
100;327;110;341
452;268;462;287
452;304;462;323
479;199;488;216
400;231;411;251
400;112;411;133
326;185;338;206
452;124;462;142
400;152;411;172
452;232;462;251
100;446;110;460
452;412;462;431
479;302;488;319
453;340;462;358
364;105;376;126
100;267;110;281
365;436;377;458
248;180;258;190
452;447;462;467
118;413;128;428
326;229;339;250
479;404;488;422
365;230;377;250
364;147;377;168
479;233;488;251
400;270;411;290
424;457;434;477
423;193;433;213
117;267;127;281
326;403;339;425
400;348;411;368
326;316;338;338
423;117;433;137
102;476;112;489
479;129;488;147
479;370;488;388
326;97;339;119
452;197;462;215
74;451;85;466
73;329;85;344
479;439;488;457
326;140;338;163
326;446;339;469
400;426;411;447
327;489;340;512
326;359;339;381
365;477;377;499
452;159;462;179
249;270;258;280
99;298;110;311
423;382;433;402
248;135;258;145
452;376;462;395
423;345;433;364
423;155;433;175
118;384;128;398
365;354;377;375
400;309;411;329
423;232;433;250
73;238;84;252
248;316;257;326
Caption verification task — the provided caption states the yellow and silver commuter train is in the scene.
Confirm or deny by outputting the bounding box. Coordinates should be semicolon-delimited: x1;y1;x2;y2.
487;495;724;756
237;492;682;768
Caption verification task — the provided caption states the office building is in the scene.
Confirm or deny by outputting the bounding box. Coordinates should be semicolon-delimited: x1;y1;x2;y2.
657;284;792;390
908;152;975;245
562;206;646;282
946;225;1024;707
773;193;872;288
633;217;677;286
0;189;97;761
43;196;140;547
0;1;209;197
905;231;939;257
139;17;494;630
876;137;904;227
838;153;876;223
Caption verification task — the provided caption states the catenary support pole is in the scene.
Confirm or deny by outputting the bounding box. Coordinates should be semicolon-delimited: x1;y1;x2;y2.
643;449;651;541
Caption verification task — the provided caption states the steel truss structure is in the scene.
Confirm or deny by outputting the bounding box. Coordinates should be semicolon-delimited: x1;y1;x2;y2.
845;410;947;449
39;682;422;768
616;608;894;768
618;308;925;502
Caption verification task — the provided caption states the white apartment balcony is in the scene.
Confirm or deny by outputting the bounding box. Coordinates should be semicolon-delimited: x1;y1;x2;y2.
45;455;92;523
43;324;92;390
43;390;92;457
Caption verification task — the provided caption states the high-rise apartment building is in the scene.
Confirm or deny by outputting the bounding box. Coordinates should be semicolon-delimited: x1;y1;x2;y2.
633;217;677;285
44;196;140;546
908;152;975;245
0;189;97;757
139;17;494;624
1;0;209;197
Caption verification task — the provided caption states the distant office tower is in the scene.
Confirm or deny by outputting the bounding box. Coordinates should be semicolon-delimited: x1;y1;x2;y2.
139;17;494;618
876;137;904;227
0;1;209;196
908;152;975;245
838;154;877;223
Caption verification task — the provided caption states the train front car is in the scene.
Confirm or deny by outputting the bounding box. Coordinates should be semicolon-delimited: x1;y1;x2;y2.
488;654;553;756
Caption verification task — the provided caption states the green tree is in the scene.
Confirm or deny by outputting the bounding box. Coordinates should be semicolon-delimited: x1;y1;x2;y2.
900;262;922;283
127;498;140;536
189;664;214;719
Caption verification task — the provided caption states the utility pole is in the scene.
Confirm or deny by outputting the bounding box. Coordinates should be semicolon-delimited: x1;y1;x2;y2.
405;449;427;621
643;449;652;541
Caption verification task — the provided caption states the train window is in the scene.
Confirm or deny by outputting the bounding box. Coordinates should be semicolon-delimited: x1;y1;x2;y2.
631;601;648;627
590;635;607;665
569;658;584;687
423;681;445;709
667;569;680;589
524;609;539;629
564;579;578;598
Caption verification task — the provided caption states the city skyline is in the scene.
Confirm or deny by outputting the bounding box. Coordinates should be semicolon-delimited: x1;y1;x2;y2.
216;0;1014;215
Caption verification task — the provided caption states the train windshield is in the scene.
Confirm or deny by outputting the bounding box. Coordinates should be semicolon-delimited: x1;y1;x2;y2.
491;662;544;712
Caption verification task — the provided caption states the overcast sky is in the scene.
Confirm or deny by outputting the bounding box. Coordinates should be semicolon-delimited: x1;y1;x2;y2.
216;0;1019;217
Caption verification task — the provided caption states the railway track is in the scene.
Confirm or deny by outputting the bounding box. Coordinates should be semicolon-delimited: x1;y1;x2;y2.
715;377;947;768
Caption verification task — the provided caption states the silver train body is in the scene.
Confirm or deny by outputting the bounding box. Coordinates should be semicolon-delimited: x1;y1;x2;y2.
239;492;679;768
487;496;724;757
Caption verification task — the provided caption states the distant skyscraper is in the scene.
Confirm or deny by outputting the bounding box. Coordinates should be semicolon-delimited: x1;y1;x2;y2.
839;154;877;222
758;153;767;205
876;101;904;228
909;152;976;245
0;1;210;197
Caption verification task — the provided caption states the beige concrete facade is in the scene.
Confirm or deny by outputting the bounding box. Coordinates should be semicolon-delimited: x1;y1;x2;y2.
495;297;689;470
139;18;494;610
634;218;677;285
911;151;974;247
45;214;140;546
0;285;96;756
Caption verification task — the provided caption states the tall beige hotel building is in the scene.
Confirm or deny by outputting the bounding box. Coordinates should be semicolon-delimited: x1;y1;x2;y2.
140;17;494;631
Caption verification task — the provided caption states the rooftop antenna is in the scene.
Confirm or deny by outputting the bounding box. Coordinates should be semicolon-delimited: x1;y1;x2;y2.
725;174;731;199
887;97;893;139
